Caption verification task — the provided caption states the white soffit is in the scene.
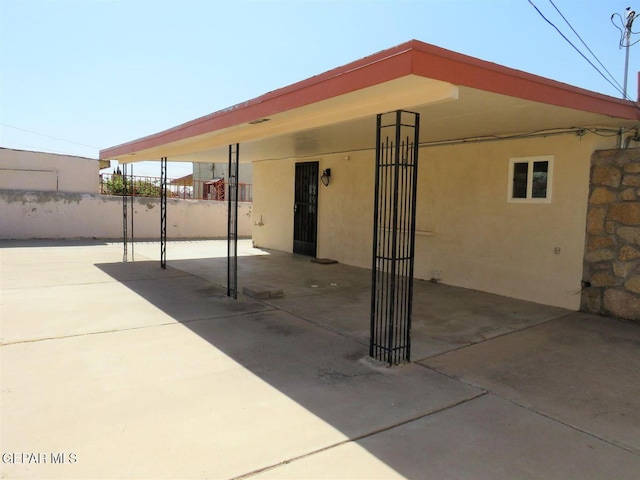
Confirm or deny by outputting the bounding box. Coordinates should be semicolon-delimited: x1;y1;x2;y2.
115;76;458;163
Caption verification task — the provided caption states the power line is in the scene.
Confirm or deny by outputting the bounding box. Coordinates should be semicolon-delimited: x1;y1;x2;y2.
548;0;625;94
0;141;81;156
0;122;100;149
527;0;629;100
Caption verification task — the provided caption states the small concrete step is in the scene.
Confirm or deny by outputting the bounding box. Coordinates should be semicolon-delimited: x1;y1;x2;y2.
311;258;338;265
242;285;284;299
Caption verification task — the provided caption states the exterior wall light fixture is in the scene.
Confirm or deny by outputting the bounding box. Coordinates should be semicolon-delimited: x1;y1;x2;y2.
321;168;331;186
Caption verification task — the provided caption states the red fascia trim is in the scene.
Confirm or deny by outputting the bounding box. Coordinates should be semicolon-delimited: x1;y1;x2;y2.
100;42;416;159
409;40;639;120
101;40;639;159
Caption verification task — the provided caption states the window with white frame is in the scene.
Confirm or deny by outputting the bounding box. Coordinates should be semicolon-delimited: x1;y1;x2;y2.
508;155;553;203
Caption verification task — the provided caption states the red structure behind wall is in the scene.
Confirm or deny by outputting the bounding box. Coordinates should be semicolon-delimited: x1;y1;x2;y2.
205;179;225;200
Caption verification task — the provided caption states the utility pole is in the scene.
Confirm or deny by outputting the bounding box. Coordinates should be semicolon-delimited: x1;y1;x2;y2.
612;7;639;99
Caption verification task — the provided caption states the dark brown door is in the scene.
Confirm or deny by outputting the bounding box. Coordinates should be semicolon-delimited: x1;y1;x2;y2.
293;162;318;256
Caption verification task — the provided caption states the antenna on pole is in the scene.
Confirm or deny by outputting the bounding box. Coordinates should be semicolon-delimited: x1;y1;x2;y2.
612;6;639;99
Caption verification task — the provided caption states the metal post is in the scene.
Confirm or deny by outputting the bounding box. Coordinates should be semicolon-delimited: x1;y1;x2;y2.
613;7;638;99
160;157;167;269
370;110;420;366
122;163;128;262
130;164;135;262
622;8;638;99
227;144;239;298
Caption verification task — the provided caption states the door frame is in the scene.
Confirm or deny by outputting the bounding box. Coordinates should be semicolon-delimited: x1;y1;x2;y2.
293;161;319;257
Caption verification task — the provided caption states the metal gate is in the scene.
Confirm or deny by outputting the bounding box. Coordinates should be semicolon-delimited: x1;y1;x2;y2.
370;110;420;366
293;162;319;257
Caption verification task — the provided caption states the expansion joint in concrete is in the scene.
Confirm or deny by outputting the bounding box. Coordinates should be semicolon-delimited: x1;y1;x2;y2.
0;308;275;347
497;394;640;457
231;392;488;480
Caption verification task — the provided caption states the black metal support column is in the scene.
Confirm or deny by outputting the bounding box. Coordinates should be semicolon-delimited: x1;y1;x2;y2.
130;164;135;261
227;143;239;298
370;110;420;366
160;157;168;269
122;163;128;262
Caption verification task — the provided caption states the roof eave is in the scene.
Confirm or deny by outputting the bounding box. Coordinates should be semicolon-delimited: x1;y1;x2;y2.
100;40;640;161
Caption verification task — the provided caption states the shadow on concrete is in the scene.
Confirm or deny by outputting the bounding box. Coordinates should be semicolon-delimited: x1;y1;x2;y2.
93;252;595;478
423;312;640;454
168;251;572;360
94;260;483;478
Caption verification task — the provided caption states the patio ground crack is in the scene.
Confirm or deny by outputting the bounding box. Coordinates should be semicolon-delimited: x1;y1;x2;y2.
231;391;488;480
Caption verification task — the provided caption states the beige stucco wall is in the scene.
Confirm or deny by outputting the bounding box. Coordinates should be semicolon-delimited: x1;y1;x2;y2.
0;148;101;194
252;132;618;310
0;191;252;239
252;159;297;253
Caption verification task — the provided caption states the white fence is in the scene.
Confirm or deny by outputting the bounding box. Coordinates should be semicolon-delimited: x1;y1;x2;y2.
0;191;252;240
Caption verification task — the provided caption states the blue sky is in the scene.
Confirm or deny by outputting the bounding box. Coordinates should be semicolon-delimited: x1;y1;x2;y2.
1;0;638;177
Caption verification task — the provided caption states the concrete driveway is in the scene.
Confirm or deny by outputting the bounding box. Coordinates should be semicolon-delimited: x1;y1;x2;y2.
1;239;639;479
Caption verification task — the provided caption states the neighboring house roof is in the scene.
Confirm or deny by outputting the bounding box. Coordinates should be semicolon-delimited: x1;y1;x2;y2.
170;173;193;186
100;40;640;164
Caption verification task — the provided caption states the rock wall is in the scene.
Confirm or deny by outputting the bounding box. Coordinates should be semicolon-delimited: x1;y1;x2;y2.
582;148;640;321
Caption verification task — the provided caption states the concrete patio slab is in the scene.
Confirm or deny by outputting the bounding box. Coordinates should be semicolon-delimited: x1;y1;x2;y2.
2;239;639;479
1;305;481;479
1;241;128;289
167;247;571;360
423;312;640;454
252;394;640;480
129;238;266;262
1;261;270;345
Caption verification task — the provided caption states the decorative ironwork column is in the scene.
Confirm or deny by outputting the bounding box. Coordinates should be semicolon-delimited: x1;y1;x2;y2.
160;156;168;269
227;144;239;298
370;110;420;366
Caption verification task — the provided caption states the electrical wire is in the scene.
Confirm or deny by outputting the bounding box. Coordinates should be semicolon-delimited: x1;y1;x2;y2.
0;122;100;149
611;14;626;46
417;126;634;148
612;8;640;46
548;0;624;94
613;12;640;48
0;141;79;156
527;0;630;101
251;126;634;163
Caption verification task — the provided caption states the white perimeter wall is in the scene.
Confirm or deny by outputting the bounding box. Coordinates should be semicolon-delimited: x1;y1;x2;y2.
0;191;252;239
0;148;101;194
252;133;618;310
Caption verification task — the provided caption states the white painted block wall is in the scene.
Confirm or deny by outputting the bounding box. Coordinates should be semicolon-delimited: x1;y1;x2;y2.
0;191;252;239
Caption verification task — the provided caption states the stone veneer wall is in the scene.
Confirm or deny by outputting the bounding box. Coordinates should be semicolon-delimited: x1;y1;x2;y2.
582;147;640;321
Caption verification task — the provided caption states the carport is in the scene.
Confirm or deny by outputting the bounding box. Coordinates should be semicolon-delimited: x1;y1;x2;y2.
100;40;640;365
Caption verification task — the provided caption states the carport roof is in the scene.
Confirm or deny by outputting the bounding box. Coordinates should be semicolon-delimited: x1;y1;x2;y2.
100;39;640;164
